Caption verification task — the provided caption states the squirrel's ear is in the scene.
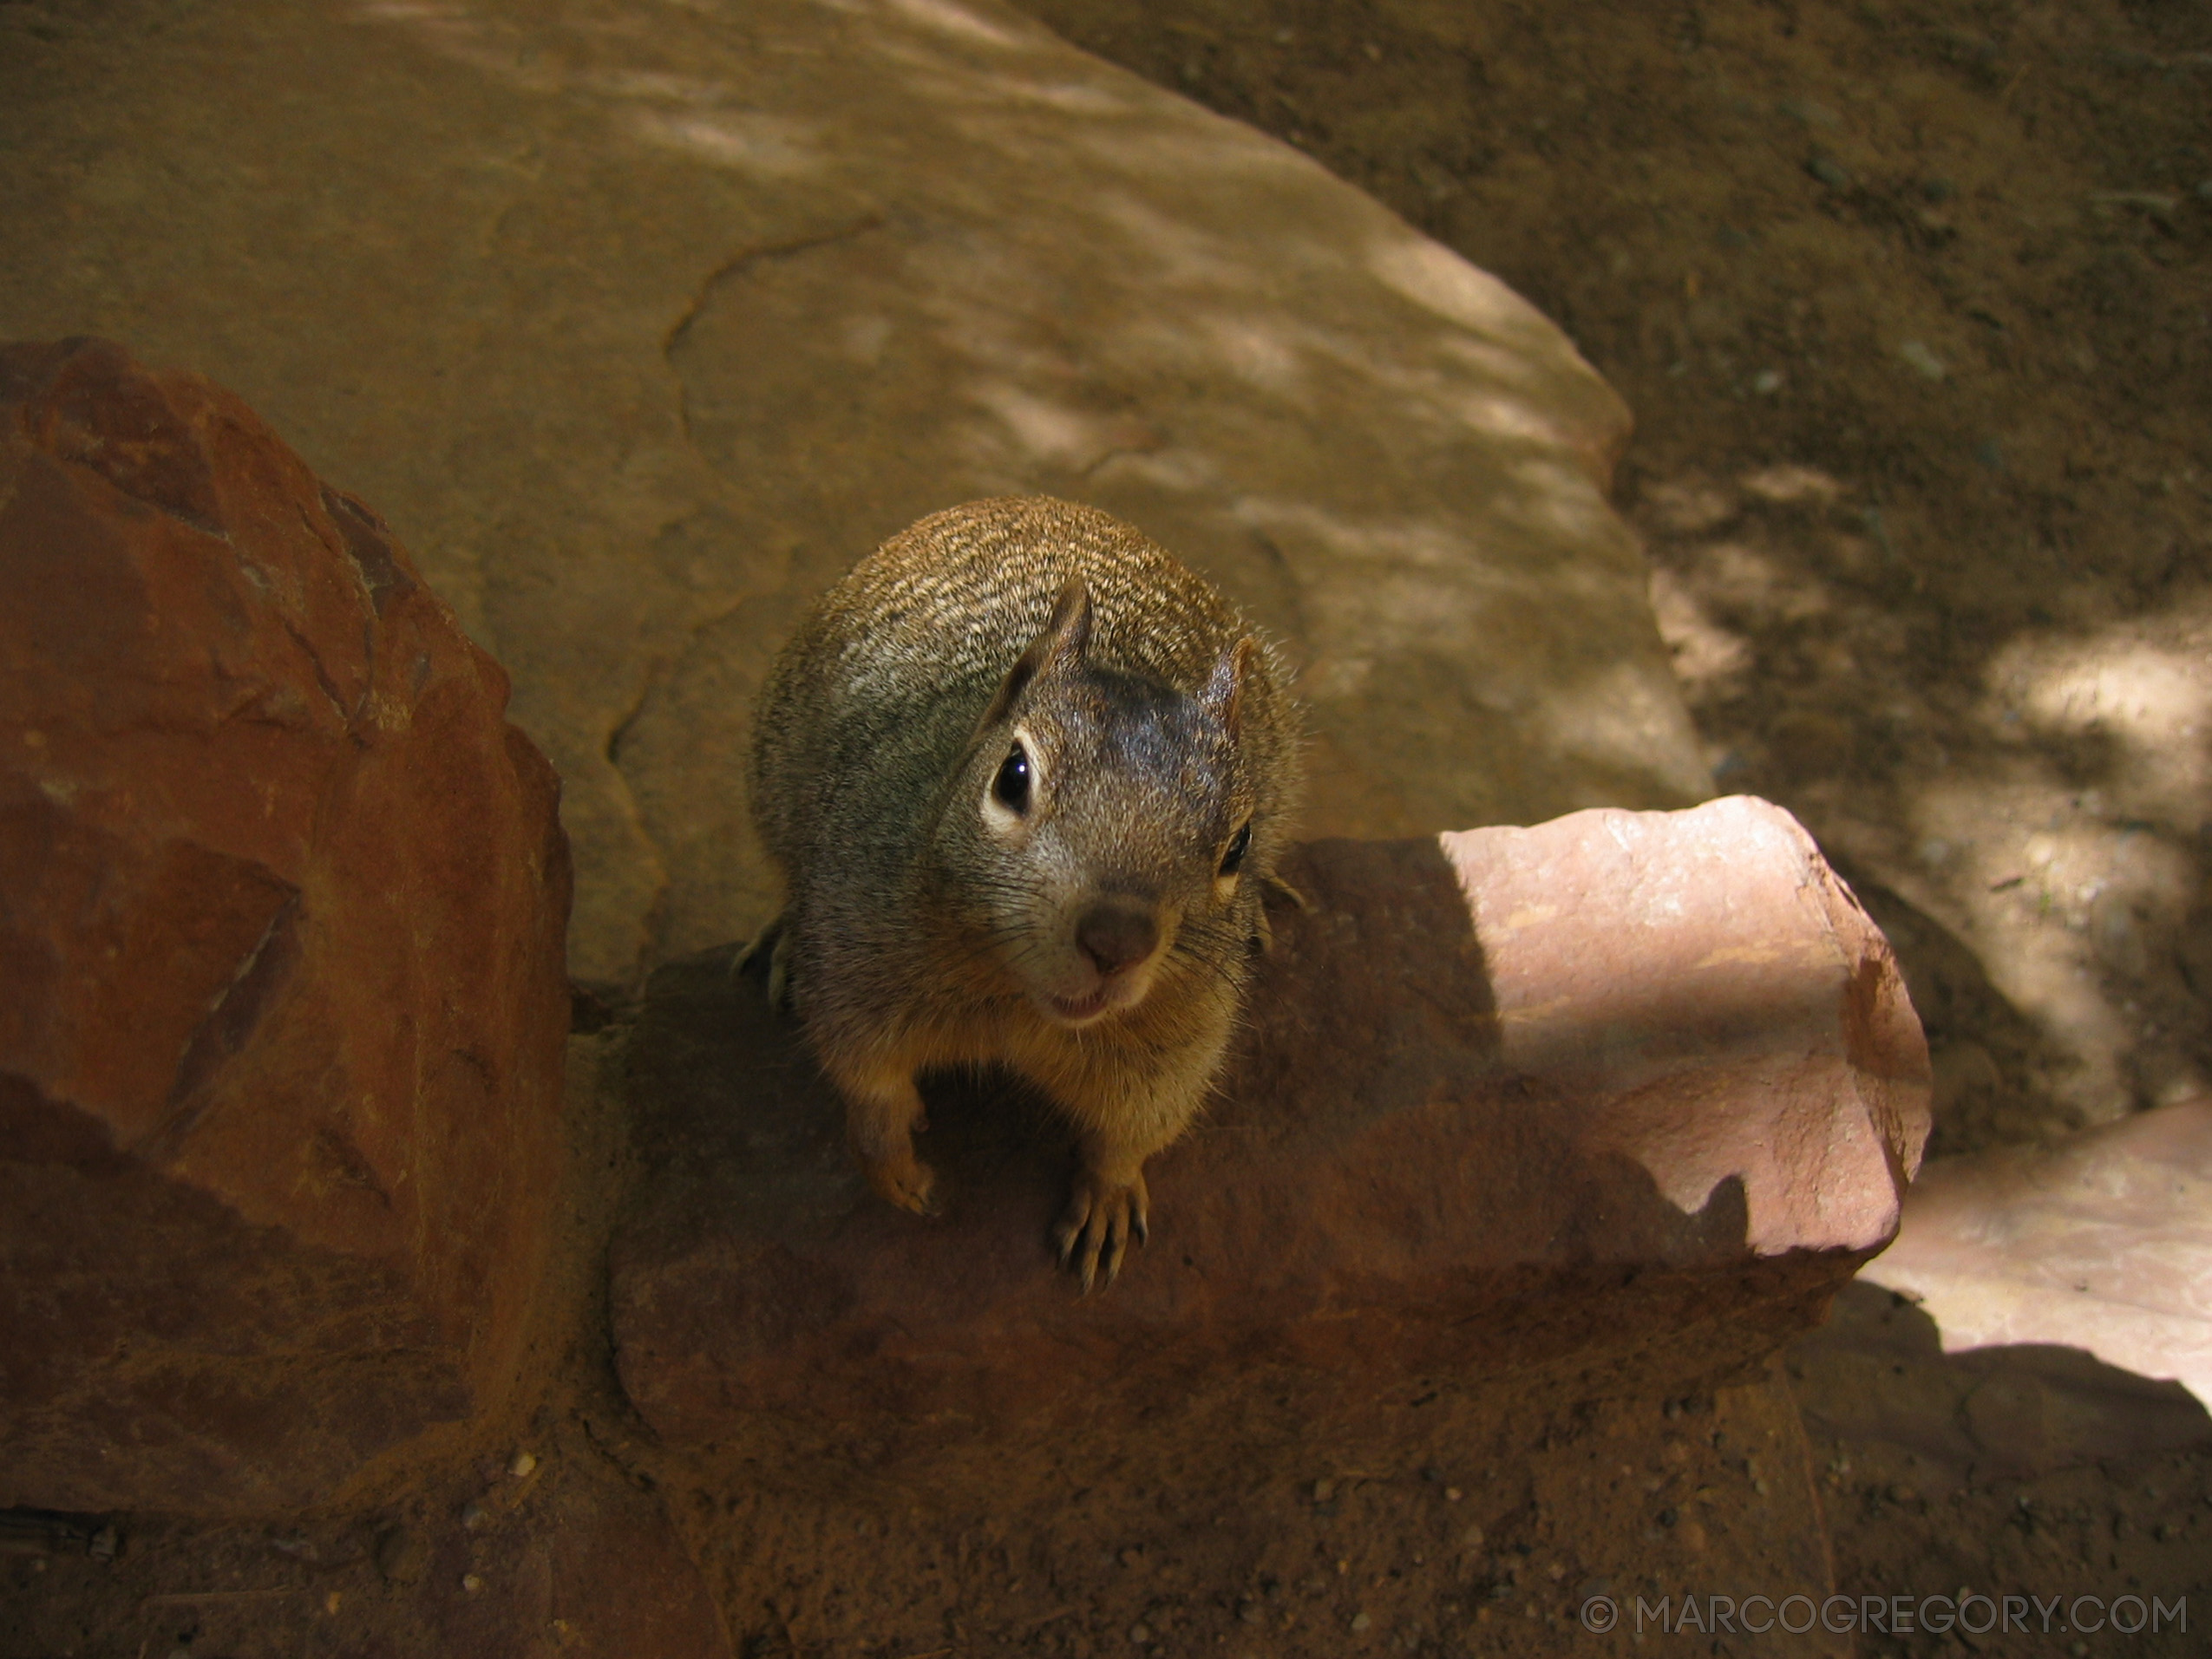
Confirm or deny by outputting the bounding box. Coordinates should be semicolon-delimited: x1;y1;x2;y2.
981;578;1091;728
1202;636;1257;737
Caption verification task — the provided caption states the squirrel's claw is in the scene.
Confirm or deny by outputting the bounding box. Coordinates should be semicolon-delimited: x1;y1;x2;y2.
736;914;796;1013
864;1147;939;1218
1053;1168;1149;1293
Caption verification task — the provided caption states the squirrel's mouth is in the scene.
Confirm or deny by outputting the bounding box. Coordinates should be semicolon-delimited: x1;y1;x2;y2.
1044;987;1113;1024
1041;965;1156;1028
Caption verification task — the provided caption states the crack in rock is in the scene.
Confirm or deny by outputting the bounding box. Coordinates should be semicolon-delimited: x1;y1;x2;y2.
662;215;883;447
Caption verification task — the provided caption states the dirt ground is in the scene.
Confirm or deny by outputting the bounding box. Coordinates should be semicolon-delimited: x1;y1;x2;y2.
6;3;2210;1655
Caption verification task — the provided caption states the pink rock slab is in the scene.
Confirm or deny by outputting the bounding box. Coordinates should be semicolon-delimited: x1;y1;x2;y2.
611;795;1927;1476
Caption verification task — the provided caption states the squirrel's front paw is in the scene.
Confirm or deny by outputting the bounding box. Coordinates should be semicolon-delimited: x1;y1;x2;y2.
863;1147;939;1217
1052;1167;1149;1292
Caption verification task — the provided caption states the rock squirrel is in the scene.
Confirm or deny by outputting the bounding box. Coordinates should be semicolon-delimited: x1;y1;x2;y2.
747;496;1301;1288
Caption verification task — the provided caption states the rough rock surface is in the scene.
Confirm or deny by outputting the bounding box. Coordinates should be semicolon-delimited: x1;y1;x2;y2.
0;0;1709;992
610;795;1927;1495
3;1438;730;1659
1860;1099;2212;1413
0;339;571;1516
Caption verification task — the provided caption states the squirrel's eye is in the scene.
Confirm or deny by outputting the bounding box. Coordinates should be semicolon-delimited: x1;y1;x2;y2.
1220;820;1252;877
992;744;1031;813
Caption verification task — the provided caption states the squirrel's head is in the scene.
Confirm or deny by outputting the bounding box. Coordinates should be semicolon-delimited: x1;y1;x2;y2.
936;578;1270;1031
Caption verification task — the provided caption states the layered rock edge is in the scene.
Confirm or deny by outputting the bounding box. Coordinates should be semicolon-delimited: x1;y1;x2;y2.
0;338;573;1516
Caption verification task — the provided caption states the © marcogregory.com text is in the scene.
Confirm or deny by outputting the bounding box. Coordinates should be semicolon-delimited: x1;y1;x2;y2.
1576;1590;2188;1637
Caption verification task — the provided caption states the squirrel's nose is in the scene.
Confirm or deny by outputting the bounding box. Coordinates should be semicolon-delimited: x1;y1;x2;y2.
1075;899;1159;979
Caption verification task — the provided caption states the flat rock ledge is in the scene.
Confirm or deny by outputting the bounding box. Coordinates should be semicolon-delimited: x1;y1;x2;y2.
610;795;1929;1496
0;0;1711;994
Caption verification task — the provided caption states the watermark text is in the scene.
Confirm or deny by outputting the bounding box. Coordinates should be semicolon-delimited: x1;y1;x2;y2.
1577;1590;2187;1638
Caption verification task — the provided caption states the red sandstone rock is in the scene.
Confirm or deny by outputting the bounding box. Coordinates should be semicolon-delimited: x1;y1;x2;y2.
609;795;1927;1488
0;338;571;1515
1441;795;1928;1258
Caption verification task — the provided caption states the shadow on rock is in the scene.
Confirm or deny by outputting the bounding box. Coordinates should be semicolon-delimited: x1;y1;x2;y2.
609;801;1925;1509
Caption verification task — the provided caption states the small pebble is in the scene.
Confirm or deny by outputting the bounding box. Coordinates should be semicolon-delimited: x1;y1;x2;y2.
461;1571;483;1593
1312;1479;1335;1503
1899;340;1948;381
508;1449;536;1479
374;1523;426;1586
1806;153;1851;189
1128;1622;1150;1645
461;1503;486;1530
1351;1610;1373;1633
1445;1486;1463;1503
1751;369;1783;395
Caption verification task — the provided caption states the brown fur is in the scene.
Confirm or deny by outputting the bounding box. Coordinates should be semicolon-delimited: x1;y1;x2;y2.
748;496;1301;1287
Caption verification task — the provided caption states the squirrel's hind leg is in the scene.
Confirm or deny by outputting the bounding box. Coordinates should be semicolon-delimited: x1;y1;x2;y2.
834;1056;939;1218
